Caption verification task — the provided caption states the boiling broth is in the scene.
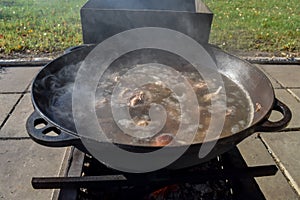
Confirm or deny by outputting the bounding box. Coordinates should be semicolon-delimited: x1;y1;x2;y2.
95;65;253;146
39;49;254;147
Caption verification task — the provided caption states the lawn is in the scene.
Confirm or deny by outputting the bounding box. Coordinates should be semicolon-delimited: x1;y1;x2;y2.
0;0;299;58
0;0;86;56
205;0;300;56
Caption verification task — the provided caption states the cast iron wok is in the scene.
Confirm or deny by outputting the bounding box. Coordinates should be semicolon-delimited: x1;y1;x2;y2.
26;44;291;169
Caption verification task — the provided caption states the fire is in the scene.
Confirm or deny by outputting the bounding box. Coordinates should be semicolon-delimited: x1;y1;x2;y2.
149;184;180;199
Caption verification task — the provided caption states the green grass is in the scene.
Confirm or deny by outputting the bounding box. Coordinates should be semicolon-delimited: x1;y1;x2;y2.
0;0;86;55
205;0;300;55
0;0;299;57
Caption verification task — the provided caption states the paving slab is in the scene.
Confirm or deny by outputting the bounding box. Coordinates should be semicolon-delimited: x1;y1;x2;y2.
0;94;20;126
259;131;300;196
269;89;300;129
291;89;300;102
238;134;298;199
0;67;41;93
0;140;66;200
259;65;300;88
256;65;282;89
0;94;33;137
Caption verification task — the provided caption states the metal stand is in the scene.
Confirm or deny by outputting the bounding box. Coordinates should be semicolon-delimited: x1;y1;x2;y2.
34;147;277;200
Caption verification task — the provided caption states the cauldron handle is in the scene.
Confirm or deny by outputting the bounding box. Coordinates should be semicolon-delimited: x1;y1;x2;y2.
64;44;93;54
26;111;80;147
256;99;292;132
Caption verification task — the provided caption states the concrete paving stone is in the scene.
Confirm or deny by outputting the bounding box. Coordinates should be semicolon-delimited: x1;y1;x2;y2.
0;140;66;200
259;65;300;88
260;131;300;196
256;64;282;89
0;94;33;137
238;134;298;199
269;89;300;129
238;134;274;165
0;94;20;125
291;89;300;101
0;67;41;93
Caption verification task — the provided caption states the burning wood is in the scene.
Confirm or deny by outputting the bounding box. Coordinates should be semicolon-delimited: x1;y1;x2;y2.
149;184;179;199
146;182;229;200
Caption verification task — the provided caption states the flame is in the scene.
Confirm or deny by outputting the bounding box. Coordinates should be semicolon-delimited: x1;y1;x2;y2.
150;184;180;199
